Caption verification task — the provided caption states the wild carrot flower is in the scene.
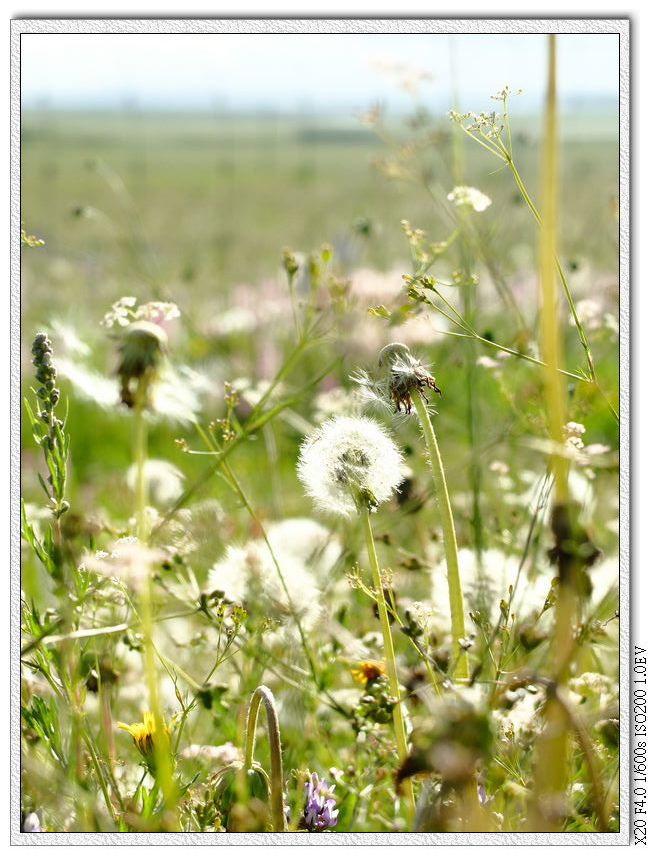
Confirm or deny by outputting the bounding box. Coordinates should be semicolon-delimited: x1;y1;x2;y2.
447;185;492;213
298;772;339;831
297;416;406;517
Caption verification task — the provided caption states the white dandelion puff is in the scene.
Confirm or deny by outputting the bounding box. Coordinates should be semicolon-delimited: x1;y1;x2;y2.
297;416;406;518
126;459;185;506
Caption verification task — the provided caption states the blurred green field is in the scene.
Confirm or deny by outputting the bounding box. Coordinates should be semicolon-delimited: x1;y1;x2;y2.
21;106;620;526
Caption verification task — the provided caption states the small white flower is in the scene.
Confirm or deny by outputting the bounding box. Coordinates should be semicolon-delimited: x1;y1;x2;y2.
297;416;406;518
563;421;586;450
447;185;492;213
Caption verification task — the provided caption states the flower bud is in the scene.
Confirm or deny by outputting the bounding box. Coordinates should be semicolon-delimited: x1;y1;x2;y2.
212;760;270;830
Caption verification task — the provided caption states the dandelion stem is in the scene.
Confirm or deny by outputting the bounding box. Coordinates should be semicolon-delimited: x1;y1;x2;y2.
361;508;415;817
410;389;469;681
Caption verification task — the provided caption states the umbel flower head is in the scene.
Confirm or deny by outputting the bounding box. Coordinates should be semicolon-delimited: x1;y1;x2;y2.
378;342;441;415
298;772;339;832
298;416;405;517
447;185;492;213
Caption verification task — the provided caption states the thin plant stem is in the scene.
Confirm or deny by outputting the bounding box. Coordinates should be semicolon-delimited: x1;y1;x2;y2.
410;389;469;681
506;145;596;384
133;405;176;818
361;508;415;817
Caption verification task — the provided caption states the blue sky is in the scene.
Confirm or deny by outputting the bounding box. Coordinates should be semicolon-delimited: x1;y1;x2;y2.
20;32;620;113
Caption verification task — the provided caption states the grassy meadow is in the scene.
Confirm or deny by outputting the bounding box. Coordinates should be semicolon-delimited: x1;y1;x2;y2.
19;95;621;835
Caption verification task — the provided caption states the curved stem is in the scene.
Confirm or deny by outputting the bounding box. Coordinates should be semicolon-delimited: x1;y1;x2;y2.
243;685;287;832
411;390;469;681
361;509;415;818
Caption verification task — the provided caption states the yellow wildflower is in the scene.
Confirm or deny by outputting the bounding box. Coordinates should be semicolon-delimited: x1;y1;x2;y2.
350;659;386;685
117;711;172;764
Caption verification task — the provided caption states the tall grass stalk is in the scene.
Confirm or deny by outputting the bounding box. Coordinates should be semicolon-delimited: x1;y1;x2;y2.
531;35;574;831
361;508;415;817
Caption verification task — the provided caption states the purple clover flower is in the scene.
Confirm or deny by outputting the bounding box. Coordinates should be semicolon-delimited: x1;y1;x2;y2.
299;772;339;831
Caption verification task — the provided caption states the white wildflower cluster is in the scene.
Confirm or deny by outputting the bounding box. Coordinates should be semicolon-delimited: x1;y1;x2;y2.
563;421;586;450
571;298;619;337
206;518;343;638
297;416;406;518
449;109;503;139
447;185;492;213
101;296;180;329
495;686;545;744
490;86;522;101
102;296;138;328
569;672;617;711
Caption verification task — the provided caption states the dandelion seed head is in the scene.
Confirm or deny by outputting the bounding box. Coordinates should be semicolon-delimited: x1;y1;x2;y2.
206;536;323;635
297;416;406;518
266;518;342;584
126;459;185;506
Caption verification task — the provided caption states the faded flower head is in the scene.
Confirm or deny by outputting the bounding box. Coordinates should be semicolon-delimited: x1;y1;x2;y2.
117;321;168;409
299;772;339;832
297;416;406;517
447;185;492;213
377;342;441;415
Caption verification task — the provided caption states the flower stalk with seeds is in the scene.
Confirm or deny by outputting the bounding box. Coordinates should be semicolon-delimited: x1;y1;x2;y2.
378;343;469;681
298;416;415;816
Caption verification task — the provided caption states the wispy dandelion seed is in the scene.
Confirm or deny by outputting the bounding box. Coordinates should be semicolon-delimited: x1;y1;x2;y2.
297;416;406;518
